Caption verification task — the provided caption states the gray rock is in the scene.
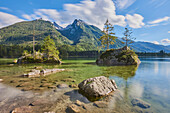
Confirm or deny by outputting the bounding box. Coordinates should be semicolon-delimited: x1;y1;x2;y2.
40;68;65;76
27;70;40;78
22;68;65;78
131;98;151;109
57;84;69;89
78;76;117;97
40;69;52;76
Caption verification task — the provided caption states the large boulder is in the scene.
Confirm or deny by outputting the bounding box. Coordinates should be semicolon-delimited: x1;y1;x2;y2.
96;46;141;66
78;76;117;99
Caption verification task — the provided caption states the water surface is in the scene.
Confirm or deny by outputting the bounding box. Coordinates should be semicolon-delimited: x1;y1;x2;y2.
0;58;169;113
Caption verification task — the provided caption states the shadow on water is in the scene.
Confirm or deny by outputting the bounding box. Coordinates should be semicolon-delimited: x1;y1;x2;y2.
64;89;90;103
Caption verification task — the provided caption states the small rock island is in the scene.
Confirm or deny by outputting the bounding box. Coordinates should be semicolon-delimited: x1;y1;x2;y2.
96;46;141;66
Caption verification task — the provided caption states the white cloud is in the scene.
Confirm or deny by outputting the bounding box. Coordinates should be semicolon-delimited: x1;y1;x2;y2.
22;14;33;20
148;16;170;24
22;0;144;29
168;31;170;33
22;9;61;22
152;41;159;45
161;38;170;44
145;24;159;28
0;7;10;11
114;0;136;9
129;82;144;98
126;14;145;28
0;12;24;28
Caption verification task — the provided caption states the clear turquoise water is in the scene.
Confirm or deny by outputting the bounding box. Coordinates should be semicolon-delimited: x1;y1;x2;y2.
0;58;170;112
110;58;170;113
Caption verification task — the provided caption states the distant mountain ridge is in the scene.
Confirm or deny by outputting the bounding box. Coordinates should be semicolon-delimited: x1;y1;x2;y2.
131;41;170;53
0;19;170;52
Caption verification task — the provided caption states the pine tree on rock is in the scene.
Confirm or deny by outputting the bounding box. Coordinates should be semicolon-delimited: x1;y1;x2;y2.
99;19;117;50
122;28;136;50
42;35;60;61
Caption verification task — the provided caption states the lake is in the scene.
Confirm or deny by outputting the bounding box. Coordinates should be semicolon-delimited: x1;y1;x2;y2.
0;58;169;113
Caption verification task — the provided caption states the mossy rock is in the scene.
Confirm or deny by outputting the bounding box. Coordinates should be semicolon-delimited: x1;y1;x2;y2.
96;46;141;66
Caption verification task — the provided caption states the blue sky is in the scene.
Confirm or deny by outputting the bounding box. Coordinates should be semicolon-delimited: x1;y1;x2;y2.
0;0;170;45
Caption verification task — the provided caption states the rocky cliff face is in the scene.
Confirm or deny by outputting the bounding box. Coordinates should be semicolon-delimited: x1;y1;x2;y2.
96;46;141;66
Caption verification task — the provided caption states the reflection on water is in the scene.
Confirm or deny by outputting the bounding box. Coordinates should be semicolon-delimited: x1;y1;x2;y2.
110;57;170;113
105;65;138;80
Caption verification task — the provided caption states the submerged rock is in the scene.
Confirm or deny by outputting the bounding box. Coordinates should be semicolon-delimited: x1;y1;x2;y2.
57;84;69;89
96;46;141;66
131;98;151;109
93;101;108;108
11;106;33;113
21;68;65;78
78;76;117;99
0;79;3;82
67;104;81;113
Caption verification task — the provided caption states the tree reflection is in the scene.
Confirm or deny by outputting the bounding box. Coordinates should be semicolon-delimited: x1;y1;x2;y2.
104;65;138;80
104;65;138;102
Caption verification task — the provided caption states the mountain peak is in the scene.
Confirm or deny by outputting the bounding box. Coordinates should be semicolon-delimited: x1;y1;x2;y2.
72;19;85;26
53;22;63;30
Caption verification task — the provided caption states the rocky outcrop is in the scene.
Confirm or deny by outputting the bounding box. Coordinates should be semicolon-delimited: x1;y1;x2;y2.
96;46;141;66
131;98;151;109
22;68;65;78
17;52;61;64
78;76;117;99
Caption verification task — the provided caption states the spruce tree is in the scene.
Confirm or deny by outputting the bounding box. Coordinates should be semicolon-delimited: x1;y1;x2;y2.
99;19;117;50
42;35;60;60
122;28;136;50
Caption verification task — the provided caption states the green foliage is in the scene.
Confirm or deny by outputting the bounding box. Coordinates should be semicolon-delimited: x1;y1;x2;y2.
122;28;136;49
42;35;60;60
116;50;138;63
99;19;117;50
0;19;72;45
99;49;116;59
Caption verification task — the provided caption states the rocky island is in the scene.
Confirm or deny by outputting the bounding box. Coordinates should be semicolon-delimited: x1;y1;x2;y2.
96;46;141;66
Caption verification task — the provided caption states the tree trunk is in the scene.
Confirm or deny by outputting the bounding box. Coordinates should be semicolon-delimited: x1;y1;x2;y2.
126;37;128;50
107;36;109;50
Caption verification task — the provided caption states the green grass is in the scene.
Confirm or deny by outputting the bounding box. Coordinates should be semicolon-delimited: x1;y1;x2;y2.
0;58;15;64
